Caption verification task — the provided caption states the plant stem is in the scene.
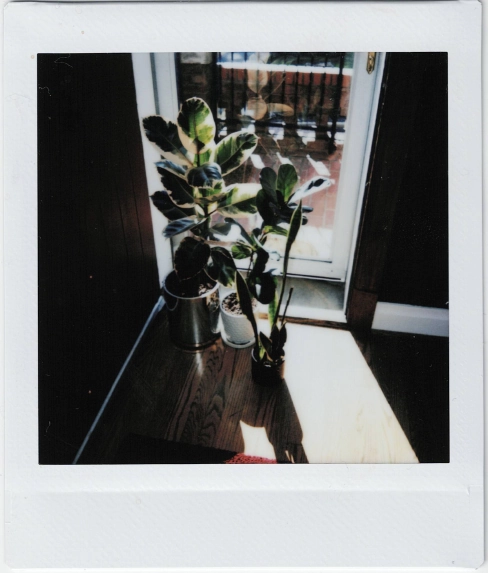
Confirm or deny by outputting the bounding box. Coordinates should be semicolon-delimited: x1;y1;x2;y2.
281;287;294;326
247;251;254;277
274;258;288;330
203;204;210;235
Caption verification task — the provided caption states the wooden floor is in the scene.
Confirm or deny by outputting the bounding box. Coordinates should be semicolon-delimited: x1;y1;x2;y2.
79;311;308;463
78;309;448;464
355;330;449;463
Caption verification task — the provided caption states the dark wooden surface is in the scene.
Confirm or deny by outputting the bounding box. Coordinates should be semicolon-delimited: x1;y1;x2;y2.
80;309;449;464
353;330;449;463
79;311;308;464
347;53;422;330
38;53;160;464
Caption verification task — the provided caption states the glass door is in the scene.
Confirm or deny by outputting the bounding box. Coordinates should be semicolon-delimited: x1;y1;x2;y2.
141;52;384;282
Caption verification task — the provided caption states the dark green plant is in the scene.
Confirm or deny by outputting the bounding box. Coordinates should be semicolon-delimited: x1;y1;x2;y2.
223;163;327;314
235;200;303;366
144;99;330;302
143;97;259;295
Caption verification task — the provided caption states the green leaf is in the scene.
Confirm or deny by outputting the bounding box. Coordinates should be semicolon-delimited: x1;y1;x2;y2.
270;324;281;355
143;116;191;165
217;183;260;218
255;272;277;305
158;169;195;208
259;167;278;202
231;243;253;259
206;247;236;287
150;191;195;221
155;160;188;179
163;217;201;238
284;200;303;265
277;164;298;202
279;323;287;351
177;98;216;153
206;222;235;240
187;163;222;188
268;293;279;330
251;248;269;278
288;176;331;203
214;131;258;176
262;225;288;237
224;218;259;248
174;237;210;280
196;147;214;165
256;189;279;226
274;202;302;326
259;332;273;361
235;271;259;343
194;193;226;207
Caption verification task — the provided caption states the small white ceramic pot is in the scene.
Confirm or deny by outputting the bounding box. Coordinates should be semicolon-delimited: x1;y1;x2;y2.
220;292;256;349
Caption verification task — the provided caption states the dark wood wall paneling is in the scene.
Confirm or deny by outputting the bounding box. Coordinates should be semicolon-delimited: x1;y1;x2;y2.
347;53;448;330
38;53;160;464
379;53;448;309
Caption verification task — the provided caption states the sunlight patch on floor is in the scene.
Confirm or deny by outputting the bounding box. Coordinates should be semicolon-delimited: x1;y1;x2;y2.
279;322;419;464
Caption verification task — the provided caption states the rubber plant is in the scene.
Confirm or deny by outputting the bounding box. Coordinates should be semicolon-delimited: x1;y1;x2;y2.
142;97;259;296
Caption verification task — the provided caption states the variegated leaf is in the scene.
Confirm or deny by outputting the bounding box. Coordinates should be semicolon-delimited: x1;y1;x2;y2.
194;193;227;207
187;163;222;188
158;169;195;208
163;217;201;238
288;176;332;203
205;222;235;241
150;191;195;221
223;218;257;248
174;236;210;280
217;183;260;218
155;160;188;179
206;247;237;287
142;116;192;166
262;225;288;237
214;131;258;176
268;292;279;330
177;98;216;154
194;146;214;166
231;242;253;260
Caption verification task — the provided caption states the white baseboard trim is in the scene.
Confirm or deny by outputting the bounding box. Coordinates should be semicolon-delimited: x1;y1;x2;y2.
372;302;449;337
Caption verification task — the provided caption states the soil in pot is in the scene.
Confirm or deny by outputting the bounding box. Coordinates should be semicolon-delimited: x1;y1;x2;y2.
164;270;216;299
222;292;257;315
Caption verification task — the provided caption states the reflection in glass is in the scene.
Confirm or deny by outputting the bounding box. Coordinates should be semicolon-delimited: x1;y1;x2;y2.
175;52;354;263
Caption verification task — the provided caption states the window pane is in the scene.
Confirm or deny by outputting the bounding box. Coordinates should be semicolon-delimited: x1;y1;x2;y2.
175;52;355;264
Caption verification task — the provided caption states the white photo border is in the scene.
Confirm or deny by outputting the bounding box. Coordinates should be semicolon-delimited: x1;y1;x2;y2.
4;1;483;569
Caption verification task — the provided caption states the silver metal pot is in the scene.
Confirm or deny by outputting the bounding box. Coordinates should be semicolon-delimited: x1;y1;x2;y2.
162;271;220;350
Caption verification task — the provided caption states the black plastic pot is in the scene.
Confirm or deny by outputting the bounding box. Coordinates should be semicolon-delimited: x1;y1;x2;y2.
162;271;220;350
251;348;285;386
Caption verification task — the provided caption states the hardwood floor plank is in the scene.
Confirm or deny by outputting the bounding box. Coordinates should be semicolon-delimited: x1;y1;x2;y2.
78;311;440;464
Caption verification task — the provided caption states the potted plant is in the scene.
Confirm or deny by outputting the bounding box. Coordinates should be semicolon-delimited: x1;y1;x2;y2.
218;162;328;350
234;198;303;386
142;97;259;349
